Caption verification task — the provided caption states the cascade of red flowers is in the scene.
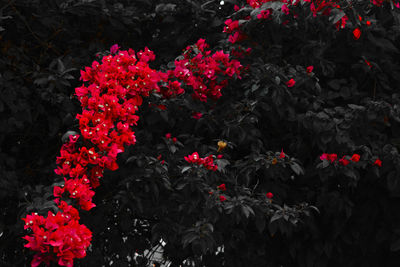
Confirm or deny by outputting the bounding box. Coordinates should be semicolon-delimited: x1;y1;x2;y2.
22;40;241;267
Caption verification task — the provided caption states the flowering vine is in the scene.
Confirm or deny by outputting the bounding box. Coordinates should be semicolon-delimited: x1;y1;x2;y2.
22;41;241;266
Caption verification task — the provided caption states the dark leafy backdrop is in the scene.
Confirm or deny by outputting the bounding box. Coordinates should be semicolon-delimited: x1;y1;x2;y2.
1;0;400;266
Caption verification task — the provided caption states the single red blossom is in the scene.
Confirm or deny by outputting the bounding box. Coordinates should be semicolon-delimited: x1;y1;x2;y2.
320;153;328;161
339;157;350;166
306;65;314;73
286;79;296;87
353;28;361;40
192;112;203;119
161;160;165;165
373;158;382;167
110;44;120;54
257;10;271;20
217;154;223;159
365;59;372;68
351;154;361;162
219;195;227;202
327;153;338;163
218;183;226;191
366;20;371;26
165;133;172;139
157;154;162;160
266;192;274;199
279;149;285;159
172;137;177;143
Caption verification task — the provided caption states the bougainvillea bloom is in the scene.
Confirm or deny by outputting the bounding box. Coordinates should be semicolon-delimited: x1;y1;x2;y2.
219;195;227;202
339;157;350;166
286;79;296;87
306;66;314;73
373;159;382;167
192;112;203;119
266;192;274;199
218;183;226;191
351;154;361;162
279;149;285;159
257;10;271;20
353;28;361;40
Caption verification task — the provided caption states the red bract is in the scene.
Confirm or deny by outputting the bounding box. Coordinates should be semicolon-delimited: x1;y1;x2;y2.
286;79;296;87
266;192;273;199
219;195;227;202
22;45;172;266
351;154;361;162
218;183;226;191
373;158;382;167
353;28;361;40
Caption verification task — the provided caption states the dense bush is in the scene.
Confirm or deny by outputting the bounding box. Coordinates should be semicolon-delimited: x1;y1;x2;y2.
2;0;400;266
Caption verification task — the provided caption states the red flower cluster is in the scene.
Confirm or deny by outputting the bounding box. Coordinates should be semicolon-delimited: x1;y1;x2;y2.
217;183;226;191
22;46;171;266
223;18;248;44
184;152;218;171
22;202;91;267
320;153;382;167
166;39;242;102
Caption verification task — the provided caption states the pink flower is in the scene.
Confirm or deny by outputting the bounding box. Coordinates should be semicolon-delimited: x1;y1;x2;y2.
286;79;296;87
192;112;203;119
110;44;120;54
320;153;328;161
281;4;289;15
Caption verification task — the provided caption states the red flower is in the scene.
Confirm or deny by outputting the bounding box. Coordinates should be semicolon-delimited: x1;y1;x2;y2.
373;158;382;167
339;157;350;166
219;195;227;202
257;10;271;20
306;66;314;73
353;28;361;40
172;137;177;143
286;79;296;87
366;20;371;26
217;154;223;159
351;154;360;162
165;133;171;139
327;153;337;163
266;192;274;199
217;183;226;191
110;44;120;54
279;149;285;159
192;112;203;119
